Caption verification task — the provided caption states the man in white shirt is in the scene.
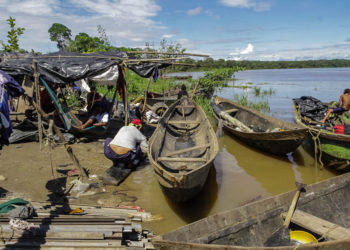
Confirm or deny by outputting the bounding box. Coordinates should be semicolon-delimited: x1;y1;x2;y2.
73;103;108;130
104;119;147;168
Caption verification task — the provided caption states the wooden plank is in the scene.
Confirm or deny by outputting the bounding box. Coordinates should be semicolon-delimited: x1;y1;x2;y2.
164;144;210;157
224;108;238;113
0;231;105;240
175;105;196;109
158;157;207;162
168;120;200;124
282;209;350;240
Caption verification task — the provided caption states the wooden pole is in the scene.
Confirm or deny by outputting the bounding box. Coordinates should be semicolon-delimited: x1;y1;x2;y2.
142;78;152;113
27;96;88;179
32;60;44;149
191;78;201;99
127;51;209;57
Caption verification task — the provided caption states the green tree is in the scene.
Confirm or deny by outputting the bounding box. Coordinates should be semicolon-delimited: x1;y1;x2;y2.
1;16;25;52
48;23;72;51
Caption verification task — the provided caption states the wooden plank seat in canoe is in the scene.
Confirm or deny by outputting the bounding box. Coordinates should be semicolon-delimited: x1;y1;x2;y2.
282;209;350;240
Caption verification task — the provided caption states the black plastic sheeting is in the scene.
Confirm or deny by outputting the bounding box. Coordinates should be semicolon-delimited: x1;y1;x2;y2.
293;96;328;121
0;51;171;85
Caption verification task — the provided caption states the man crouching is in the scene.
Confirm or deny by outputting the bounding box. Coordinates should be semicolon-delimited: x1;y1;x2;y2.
104;119;147;168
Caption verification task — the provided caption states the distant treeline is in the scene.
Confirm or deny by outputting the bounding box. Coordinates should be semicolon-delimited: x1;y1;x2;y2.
170;58;350;72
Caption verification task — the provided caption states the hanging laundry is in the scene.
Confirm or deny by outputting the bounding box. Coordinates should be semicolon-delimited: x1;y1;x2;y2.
0;70;24;150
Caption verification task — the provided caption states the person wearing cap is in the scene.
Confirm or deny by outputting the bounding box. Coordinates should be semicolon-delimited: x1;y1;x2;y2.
104;119;148;168
72;102;109;130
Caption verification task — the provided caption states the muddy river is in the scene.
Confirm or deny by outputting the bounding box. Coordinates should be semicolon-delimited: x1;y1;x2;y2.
133;68;350;234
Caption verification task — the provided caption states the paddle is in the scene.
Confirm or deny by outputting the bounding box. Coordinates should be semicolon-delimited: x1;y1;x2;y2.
264;182;306;247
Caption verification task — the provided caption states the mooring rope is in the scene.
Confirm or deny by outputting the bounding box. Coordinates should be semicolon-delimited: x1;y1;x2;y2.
309;128;324;169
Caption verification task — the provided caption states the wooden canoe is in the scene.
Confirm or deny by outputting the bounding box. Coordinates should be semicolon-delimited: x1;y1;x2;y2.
292;99;350;172
211;96;308;155
147;97;219;202
153;171;350;249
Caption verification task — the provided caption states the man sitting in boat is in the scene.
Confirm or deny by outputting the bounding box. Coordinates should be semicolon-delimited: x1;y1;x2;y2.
72;102;108;130
177;84;188;99
104;119;148;168
321;88;350;124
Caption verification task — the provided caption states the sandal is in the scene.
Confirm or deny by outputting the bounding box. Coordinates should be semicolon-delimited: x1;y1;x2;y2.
67;169;79;176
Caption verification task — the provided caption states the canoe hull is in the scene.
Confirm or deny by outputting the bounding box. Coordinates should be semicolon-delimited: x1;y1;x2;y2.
153;171;350;249
148;97;219;202
157;163;213;202
292;100;350;172
212;96;308;155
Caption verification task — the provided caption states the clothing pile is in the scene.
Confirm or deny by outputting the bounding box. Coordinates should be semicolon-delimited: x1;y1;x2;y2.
0;70;24;150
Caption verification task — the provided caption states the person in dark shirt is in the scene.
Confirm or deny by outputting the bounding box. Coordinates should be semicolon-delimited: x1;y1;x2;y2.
177;84;188;99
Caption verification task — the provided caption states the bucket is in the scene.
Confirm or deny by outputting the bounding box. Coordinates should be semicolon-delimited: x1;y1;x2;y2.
290;230;318;244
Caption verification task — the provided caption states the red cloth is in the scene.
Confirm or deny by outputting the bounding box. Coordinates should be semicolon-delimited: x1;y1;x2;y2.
334;124;344;134
131;119;141;125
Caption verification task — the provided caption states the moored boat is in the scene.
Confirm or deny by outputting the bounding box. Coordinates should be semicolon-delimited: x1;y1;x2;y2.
293;97;350;172
147;96;219;202
211;96;308;155
153;171;350;249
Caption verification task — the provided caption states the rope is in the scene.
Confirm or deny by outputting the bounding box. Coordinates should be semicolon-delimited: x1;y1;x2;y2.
309;128;324;169
317;224;338;241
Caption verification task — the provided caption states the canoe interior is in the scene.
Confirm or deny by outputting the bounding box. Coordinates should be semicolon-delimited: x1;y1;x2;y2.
214;96;303;132
150;98;216;174
156;173;350;249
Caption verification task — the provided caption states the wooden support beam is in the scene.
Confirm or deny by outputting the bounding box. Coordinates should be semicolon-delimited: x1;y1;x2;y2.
168;120;200;125
158;157;206;162
32;60;44;149
282;209;350;240
164;144;210;157
175;105;196;109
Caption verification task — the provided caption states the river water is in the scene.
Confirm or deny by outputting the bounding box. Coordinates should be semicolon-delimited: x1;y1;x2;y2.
129;68;349;234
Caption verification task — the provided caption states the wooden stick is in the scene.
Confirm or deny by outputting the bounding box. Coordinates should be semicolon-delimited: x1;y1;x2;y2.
164;144;210;157
168;120;200;124
127;51;209;57
191;78;201;99
142;78;152;113
158;157;206;162
32;60;44;150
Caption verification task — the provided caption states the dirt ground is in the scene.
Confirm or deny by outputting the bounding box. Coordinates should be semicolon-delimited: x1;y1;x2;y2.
0;138;146;207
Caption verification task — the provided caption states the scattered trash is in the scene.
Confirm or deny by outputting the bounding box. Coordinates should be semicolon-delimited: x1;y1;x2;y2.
67;169;79;176
0;175;6;181
70;179;90;194
68;207;85;215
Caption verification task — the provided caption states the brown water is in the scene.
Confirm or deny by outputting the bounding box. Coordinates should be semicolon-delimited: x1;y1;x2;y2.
122;125;335;235
130;68;344;234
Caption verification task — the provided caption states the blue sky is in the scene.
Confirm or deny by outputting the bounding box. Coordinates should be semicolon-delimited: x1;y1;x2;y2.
1;0;350;60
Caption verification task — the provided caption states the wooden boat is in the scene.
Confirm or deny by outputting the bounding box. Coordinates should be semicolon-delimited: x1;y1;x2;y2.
211;96;308;155
292;99;350;172
147;96;219;202
153;171;350;249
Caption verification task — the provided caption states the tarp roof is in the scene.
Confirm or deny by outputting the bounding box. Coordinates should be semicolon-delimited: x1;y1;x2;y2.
0;51;171;85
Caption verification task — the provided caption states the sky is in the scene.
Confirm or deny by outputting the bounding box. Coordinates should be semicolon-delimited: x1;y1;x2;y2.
0;0;350;61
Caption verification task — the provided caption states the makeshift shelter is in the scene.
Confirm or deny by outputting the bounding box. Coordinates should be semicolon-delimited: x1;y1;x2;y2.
0;51;173;136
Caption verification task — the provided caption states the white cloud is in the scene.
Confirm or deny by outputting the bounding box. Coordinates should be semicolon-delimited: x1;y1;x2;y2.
219;0;271;11
0;0;166;52
229;43;254;56
225;43;350;61
162;34;175;39
187;7;202;16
